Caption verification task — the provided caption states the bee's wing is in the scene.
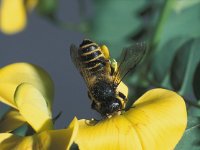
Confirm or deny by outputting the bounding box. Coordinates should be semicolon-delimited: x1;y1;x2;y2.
70;44;80;69
70;44;93;89
113;42;146;85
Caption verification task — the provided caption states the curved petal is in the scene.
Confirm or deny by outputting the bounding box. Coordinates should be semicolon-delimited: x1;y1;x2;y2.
0;109;26;133
0;133;36;149
0;117;79;150
38;117;79;150
0;63;54;111
124;88;187;150
75;88;187;150
14;83;53;132
75;116;142;150
0;133;24;149
0;0;26;34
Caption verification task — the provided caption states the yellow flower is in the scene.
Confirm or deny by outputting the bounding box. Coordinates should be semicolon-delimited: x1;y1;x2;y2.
0;62;54;132
0;0;38;34
0;109;26;133
0;63;79;149
75;89;187;150
0;118;78;150
0;62;54;110
0;83;78;150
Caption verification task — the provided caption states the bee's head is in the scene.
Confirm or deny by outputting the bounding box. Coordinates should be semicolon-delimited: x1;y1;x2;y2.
99;99;122;116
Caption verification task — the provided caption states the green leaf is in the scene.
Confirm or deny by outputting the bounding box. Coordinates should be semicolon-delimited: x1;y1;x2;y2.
188;105;200;117
178;39;200;96
151;37;189;83
175;116;200;150
151;2;200;83
170;39;194;91
157;3;200;50
172;0;200;13
193;62;200;99
88;0;146;58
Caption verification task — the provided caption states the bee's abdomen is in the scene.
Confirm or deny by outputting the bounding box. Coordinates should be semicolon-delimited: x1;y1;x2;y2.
79;40;106;72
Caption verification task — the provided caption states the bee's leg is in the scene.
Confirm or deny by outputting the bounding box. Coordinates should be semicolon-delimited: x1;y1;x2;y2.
85;118;99;126
106;114;112;118
91;101;102;117
129;106;135;109
87;91;92;101
124;97;128;105
91;101;96;110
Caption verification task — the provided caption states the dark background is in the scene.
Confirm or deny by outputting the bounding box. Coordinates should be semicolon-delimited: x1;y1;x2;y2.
0;0;100;128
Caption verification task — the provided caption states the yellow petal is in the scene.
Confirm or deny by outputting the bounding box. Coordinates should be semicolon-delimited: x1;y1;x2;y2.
38;117;79;150
0;63;54;111
0;109;26;133
25;0;38;11
0;117;79;150
0;133;24;149
75;116;142;150
75;88;187;150
14;83;53;132
0;0;26;34
0;133;36;150
124;88;187;150
0;133;14;143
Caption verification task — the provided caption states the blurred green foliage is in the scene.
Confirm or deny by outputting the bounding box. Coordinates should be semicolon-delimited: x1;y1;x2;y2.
193;62;200;99
84;0;200;149
87;0;146;58
36;0;58;19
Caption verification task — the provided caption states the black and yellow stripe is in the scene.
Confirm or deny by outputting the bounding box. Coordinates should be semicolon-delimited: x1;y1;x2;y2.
79;39;107;72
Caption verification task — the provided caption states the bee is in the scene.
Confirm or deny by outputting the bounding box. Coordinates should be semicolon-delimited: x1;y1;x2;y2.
70;39;146;117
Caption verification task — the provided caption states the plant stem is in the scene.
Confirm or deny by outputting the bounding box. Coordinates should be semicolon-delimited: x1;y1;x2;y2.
136;0;175;86
151;0;174;50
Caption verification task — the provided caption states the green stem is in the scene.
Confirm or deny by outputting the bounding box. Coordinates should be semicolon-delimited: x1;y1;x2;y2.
178;48;194;95
151;0;174;50
136;0;175;87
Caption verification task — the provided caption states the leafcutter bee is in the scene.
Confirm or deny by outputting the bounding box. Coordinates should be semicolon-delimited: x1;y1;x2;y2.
70;39;146;117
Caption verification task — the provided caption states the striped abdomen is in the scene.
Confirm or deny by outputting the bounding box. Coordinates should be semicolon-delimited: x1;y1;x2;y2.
79;39;107;72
